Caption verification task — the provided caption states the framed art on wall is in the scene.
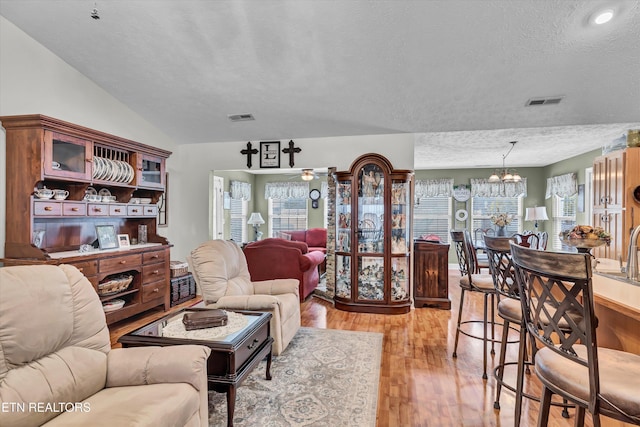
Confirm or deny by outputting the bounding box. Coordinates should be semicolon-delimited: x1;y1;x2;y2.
260;141;280;168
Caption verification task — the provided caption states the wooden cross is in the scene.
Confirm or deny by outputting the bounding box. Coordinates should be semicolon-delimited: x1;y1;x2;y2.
281;140;301;168
240;142;258;168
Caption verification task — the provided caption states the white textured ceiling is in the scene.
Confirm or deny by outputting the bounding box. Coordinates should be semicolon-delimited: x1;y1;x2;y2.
1;0;639;170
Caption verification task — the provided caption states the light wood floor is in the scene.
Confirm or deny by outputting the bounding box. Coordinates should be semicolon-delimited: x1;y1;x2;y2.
109;270;596;427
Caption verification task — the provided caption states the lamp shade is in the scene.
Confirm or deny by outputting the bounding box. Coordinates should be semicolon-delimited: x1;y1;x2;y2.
247;212;265;225
525;206;549;222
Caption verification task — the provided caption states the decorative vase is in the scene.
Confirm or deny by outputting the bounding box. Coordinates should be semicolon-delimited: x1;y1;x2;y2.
497;226;506;237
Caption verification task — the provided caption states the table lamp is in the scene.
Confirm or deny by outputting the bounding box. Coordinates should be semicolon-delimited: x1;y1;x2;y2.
525;206;549;230
247;212;265;241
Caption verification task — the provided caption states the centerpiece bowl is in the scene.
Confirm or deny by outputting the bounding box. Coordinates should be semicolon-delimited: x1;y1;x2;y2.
560;236;608;253
559;225;611;254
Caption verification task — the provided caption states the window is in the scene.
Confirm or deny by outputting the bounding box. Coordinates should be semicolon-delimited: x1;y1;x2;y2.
413;196;452;243
268;198;308;237
230;198;248;243
471;196;523;239
551;195;577;251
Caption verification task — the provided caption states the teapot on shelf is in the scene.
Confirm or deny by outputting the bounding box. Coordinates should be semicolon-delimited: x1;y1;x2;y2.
34;187;54;199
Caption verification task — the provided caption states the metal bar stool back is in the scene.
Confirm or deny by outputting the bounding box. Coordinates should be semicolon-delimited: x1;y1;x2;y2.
511;243;640;426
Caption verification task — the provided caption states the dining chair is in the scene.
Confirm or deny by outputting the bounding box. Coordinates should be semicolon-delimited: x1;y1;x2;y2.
450;230;498;379
514;231;548;250
511;243;640;426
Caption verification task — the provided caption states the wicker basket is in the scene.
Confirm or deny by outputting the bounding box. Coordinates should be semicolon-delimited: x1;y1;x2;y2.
170;260;189;278
98;275;133;295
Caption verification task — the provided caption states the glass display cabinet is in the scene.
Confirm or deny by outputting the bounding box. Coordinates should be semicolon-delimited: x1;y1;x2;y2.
334;153;413;314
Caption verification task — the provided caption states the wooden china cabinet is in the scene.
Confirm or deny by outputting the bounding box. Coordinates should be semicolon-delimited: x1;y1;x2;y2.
1;114;172;325
334;153;413;314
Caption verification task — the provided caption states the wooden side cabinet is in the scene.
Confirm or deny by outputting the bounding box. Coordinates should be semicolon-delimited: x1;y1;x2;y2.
413;240;450;309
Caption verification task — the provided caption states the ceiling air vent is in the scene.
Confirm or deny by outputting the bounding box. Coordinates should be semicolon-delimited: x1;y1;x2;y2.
228;113;255;122
525;96;564;106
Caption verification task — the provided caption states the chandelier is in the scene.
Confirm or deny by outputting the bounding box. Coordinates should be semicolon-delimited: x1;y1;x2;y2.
488;141;522;183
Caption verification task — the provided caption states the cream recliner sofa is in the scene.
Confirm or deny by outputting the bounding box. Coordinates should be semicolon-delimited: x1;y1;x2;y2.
0;264;211;427
188;239;301;356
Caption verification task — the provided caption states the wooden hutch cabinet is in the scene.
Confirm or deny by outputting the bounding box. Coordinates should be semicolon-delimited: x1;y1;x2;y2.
1;114;172;325
334;153;413;314
413;240;450;309
592;147;640;261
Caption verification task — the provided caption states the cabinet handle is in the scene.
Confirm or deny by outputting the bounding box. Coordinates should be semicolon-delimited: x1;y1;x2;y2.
94;208;102;213
114;208;121;213
86;158;92;162
71;207;79;212
153;288;159;293
152;270;159;275
131;209;139;213
44;206;53;211
247;338;259;350
119;260;127;264
151;255;159;259
78;267;84;272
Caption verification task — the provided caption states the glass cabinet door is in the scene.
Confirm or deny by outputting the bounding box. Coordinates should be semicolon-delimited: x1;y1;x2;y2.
357;164;384;254
391;181;410;254
137;154;165;189
43;131;92;181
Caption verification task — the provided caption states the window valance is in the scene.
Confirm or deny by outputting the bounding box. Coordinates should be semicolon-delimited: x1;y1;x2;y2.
545;172;577;199
470;178;527;197
414;179;454;198
264;182;309;199
230;180;251;201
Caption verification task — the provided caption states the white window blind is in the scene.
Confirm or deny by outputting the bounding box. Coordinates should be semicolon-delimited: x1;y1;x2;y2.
413;196;452;243
230;198;248;243
471;196;523;237
551;195;577;251
268;198;308;237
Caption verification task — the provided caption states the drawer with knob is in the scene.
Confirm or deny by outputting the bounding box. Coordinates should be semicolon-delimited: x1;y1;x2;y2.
62;202;87;216
143;250;166;265
141;280;167;303
88;203;109;216
69;259;98;277
142;263;166;284
108;204;127;216
99;254;142;275
33;200;62;216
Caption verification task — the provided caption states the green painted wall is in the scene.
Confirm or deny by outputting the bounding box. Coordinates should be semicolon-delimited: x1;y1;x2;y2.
214;172;327;241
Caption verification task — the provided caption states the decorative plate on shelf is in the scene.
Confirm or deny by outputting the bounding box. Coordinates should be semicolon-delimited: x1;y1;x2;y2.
102;299;125;312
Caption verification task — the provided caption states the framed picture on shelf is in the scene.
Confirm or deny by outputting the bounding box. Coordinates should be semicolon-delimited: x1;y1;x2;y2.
260;141;280;168
117;234;130;247
95;225;118;250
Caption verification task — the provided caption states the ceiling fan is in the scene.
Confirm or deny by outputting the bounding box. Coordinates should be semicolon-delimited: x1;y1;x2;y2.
284;168;328;181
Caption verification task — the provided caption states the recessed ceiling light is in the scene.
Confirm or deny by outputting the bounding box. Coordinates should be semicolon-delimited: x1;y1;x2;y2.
592;9;614;25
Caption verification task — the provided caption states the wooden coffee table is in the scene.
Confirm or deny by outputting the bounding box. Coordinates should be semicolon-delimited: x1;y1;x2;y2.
118;308;273;427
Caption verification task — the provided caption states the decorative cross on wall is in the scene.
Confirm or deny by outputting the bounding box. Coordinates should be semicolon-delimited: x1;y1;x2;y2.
281;140;301;168
240;142;258;168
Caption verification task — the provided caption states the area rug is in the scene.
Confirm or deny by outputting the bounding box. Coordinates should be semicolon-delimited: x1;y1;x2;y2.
208;327;383;426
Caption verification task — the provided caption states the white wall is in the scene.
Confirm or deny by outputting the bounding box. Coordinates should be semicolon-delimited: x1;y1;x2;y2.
0;16;180;258
0;15;416;262
175;134;414;260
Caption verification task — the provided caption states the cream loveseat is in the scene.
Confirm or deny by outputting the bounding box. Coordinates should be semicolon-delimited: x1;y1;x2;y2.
188;239;301;355
0;264;211;427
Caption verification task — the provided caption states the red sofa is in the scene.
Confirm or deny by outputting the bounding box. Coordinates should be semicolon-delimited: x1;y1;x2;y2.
243;238;326;302
280;228;327;254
